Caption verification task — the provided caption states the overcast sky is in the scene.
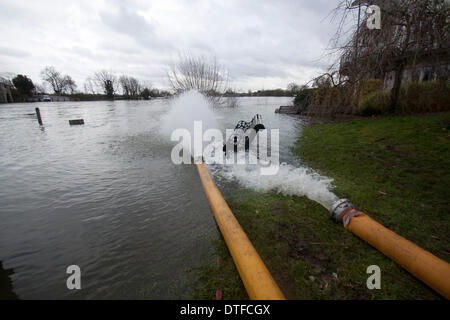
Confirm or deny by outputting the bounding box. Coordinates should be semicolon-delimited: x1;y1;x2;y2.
0;0;342;92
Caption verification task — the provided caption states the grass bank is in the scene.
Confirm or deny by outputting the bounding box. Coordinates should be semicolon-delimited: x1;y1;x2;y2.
192;114;450;300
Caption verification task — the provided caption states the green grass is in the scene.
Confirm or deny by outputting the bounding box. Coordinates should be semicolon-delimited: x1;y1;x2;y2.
191;114;450;300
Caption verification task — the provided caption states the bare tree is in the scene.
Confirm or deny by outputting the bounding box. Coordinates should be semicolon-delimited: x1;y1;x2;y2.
34;83;47;94
119;76;130;97
167;53;230;104
63;75;77;94
40;66;77;94
287;82;300;95
83;77;97;94
41;66;75;94
128;77;141;98
119;75;142;99
94;70;117;99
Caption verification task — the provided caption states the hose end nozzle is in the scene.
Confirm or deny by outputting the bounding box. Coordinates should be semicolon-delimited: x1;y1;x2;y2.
330;199;357;223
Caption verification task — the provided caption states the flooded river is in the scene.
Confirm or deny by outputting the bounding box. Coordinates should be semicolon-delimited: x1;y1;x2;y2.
0;96;310;299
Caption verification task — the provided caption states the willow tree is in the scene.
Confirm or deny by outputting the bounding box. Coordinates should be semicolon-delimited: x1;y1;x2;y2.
83;77;97;95
167;53;230;105
331;0;449;112
119;75;142;99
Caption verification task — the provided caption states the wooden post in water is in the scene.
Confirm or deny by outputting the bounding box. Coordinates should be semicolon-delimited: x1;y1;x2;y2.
35;108;43;125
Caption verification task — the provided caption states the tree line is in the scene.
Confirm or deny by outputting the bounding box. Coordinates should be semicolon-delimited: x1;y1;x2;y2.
2;51;311;105
2;65;305;105
1;66;171;102
3;52;314;105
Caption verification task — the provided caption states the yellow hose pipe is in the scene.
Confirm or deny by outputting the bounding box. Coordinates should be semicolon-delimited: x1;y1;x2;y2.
196;163;286;300
331;199;450;299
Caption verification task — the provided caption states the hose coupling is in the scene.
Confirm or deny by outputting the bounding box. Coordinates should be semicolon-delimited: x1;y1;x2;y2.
330;199;363;227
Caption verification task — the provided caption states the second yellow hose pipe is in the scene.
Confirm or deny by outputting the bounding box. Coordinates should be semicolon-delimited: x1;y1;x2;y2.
330;199;450;299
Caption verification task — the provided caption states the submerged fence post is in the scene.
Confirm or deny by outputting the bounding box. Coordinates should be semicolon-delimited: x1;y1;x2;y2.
35;108;43;125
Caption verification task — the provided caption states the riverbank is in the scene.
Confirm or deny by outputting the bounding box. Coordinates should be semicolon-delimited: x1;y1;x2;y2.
191;113;450;300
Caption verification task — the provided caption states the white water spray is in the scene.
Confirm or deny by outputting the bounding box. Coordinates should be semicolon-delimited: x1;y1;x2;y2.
218;163;338;210
161;90;218;140
161;91;219;161
162;90;339;210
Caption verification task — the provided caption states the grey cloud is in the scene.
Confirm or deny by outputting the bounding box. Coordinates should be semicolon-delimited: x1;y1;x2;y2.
0;0;340;90
0;47;30;58
100;7;173;52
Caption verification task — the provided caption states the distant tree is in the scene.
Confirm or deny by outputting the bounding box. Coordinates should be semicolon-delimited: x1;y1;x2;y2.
105;80;114;99
63;75;77;94
119;75;141;99
140;87;151;100
167;53;230;104
41;66;63;94
287;82;301;95
40;66;63;94
119;76;130;97
159;90;172;97
94;70;117;99
35;83;47;94
40;66;76;95
150;88;160;98
251;88;291;97
12;75;35;96
83;77;97;94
